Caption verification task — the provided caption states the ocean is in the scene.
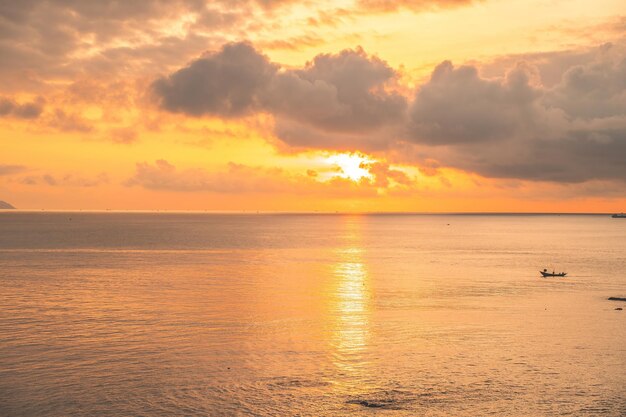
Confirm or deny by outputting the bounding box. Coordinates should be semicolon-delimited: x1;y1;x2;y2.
0;212;624;416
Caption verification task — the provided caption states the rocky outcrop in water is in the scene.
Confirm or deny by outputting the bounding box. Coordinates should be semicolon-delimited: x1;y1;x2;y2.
348;400;390;408
346;389;420;410
0;200;15;209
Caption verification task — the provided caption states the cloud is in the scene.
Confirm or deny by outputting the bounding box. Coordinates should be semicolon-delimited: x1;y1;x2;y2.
267;47;407;132
126;159;292;193
18;173;109;187
108;127;139;144
272;118;398;151
153;41;626;185
477;44;616;88
0;97;44;119
257;34;330;51
408;61;541;144
0;0;352;90
361;161;413;188
45;109;94;132
405;47;626;183
545;52;626;119
125;159;399;196
153;43;407;147
0;1;256;89
356;0;478;13
152;42;278;117
0;164;28;176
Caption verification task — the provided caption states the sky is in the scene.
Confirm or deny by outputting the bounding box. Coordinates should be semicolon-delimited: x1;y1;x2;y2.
1;0;625;212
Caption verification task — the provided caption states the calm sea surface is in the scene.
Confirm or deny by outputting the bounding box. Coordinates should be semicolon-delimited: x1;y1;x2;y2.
0;213;624;416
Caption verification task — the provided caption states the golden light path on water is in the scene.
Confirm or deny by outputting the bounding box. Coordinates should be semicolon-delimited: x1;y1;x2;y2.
328;217;372;381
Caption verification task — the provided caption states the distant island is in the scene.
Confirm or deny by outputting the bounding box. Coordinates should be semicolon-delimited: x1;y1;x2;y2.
0;200;15;209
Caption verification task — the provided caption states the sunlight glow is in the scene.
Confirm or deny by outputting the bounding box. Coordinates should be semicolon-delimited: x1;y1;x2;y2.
326;153;374;182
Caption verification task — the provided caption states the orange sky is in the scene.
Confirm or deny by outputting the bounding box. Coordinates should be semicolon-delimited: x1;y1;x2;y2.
1;0;625;212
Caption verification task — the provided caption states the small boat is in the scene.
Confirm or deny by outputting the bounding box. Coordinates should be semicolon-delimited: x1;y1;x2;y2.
612;213;625;218
540;269;567;277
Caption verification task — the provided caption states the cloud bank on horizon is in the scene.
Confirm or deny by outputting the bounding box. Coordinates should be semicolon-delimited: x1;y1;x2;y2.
1;0;625;210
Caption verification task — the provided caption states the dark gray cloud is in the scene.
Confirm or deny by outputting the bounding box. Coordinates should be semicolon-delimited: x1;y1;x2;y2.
478;42;621;88
153;43;407;146
545;54;626;119
0;97;44;119
405;47;626;183
408;61;540;144
436;126;626;183
267;47;407;132
272;118;400;151
152;42;278;117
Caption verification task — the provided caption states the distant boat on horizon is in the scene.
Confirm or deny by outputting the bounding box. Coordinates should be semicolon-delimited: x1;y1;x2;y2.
611;213;625;218
540;269;567;277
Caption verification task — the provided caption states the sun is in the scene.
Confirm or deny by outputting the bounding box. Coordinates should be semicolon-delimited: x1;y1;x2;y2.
326;153;374;181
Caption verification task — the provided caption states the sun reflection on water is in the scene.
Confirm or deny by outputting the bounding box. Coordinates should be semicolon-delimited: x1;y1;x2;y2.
329;218;372;377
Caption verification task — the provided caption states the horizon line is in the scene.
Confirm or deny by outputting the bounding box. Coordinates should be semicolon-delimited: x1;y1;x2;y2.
0;209;620;216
